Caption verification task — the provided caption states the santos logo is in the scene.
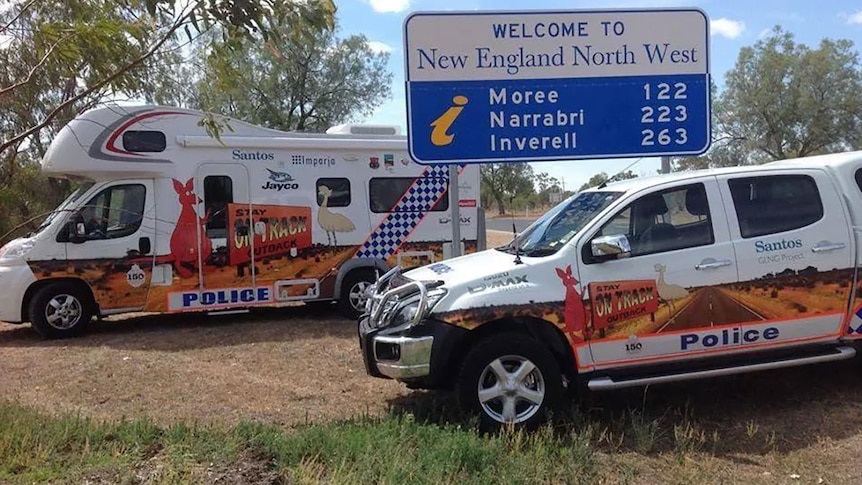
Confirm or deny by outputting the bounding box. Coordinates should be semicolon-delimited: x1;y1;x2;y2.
755;239;802;253
232;149;275;161
680;326;779;350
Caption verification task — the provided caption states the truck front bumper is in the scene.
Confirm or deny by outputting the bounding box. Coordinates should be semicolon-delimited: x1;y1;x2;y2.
0;262;36;323
359;315;469;387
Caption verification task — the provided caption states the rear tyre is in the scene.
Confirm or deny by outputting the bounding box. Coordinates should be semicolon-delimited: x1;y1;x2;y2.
337;269;375;319
28;283;93;339
457;333;562;432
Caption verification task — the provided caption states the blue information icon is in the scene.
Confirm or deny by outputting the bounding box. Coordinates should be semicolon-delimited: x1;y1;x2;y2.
404;9;712;165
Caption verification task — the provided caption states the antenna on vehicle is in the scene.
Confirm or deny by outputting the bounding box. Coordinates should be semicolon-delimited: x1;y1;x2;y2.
512;221;523;265
597;157;645;189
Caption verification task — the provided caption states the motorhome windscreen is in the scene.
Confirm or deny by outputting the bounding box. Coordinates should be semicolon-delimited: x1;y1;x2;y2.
32;182;95;235
498;191;623;258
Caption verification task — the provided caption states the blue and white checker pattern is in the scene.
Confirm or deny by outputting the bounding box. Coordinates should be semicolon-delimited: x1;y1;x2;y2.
846;305;862;335
355;165;450;259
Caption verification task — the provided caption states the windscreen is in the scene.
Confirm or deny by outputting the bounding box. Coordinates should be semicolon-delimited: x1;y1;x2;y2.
31;182;95;236
498;191;623;258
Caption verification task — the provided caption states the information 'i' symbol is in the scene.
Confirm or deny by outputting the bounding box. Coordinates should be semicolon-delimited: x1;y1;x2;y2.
430;95;468;146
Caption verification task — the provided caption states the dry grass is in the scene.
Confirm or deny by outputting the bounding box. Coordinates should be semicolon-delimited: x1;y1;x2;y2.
4;306;862;482
0;306;408;428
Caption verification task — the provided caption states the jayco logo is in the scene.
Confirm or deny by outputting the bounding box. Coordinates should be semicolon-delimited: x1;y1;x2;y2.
430;95;468;146
262;168;299;191
755;239;803;253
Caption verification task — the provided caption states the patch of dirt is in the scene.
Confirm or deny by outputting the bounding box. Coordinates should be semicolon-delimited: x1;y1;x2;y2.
486;230;514;248
0;305;407;427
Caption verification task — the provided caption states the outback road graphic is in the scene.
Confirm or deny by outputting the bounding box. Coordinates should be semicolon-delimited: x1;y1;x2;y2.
658;287;765;333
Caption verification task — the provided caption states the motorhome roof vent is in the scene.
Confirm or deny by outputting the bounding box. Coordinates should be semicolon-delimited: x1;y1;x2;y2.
325;124;401;136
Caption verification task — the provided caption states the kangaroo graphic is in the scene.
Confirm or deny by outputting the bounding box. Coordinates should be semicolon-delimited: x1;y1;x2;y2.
169;178;212;278
555;265;586;343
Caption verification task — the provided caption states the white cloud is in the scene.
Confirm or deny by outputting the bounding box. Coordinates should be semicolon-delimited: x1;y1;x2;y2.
366;41;394;54
848;11;862;24
366;0;410;13
710;18;745;39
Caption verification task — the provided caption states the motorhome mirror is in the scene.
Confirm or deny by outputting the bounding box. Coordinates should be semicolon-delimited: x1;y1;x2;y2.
591;234;631;260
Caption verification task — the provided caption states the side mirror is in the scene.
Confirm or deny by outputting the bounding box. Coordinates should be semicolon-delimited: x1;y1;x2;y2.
58;214;86;244
591;234;631;261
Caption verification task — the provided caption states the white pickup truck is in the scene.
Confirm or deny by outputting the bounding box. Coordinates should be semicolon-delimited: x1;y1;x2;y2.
359;150;862;429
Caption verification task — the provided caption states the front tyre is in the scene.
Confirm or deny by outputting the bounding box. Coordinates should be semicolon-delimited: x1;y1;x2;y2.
28;283;93;339
458;333;562;431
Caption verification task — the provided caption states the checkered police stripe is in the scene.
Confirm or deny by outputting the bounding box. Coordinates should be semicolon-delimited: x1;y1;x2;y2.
355;165;451;259
847;305;862;334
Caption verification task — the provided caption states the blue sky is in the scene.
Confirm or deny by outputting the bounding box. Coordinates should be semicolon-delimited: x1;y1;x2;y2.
336;0;862;190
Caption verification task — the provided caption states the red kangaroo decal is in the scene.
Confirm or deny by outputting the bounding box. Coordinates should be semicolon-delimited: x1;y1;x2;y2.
555;265;586;343
170;178;212;278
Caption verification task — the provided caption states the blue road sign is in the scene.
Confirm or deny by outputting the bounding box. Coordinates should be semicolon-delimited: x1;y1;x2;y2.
404;9;711;165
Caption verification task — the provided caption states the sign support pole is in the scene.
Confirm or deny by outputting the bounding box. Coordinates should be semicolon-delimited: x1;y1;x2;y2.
449;164;461;257
661;156;671;174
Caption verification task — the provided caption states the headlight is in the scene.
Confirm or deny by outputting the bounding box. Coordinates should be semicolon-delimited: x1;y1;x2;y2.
0;238;35;260
390;300;420;328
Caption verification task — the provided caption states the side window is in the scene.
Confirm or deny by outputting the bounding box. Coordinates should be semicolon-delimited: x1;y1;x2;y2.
79;184;146;239
204;176;233;239
122;131;166;152
317;178;351;208
593;183;713;258
369;177;449;213
728;175;823;238
854;168;862;193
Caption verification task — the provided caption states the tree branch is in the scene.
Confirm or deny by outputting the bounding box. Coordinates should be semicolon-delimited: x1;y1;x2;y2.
0;33;73;98
0;0;37;34
0;4;200;156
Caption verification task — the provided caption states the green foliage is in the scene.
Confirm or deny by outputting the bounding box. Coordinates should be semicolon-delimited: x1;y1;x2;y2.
480;163;535;215
0;157;74;242
0;0;336;243
191;22;393;132
680;26;862;170
0;401;601;484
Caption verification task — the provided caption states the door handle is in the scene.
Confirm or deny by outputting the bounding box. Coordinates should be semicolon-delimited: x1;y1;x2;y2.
694;259;732;270
811;242;845;253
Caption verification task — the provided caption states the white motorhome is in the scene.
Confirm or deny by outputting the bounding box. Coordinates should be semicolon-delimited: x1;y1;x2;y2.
0;105;483;338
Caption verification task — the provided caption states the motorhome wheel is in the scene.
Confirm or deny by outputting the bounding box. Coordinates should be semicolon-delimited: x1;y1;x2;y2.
457;333;562;431
28;283;93;339
338;269;375;319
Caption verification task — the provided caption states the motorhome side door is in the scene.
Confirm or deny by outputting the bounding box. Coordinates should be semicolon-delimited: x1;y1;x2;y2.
716;169;854;344
576;178;740;369
64;180;155;312
195;164;252;293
